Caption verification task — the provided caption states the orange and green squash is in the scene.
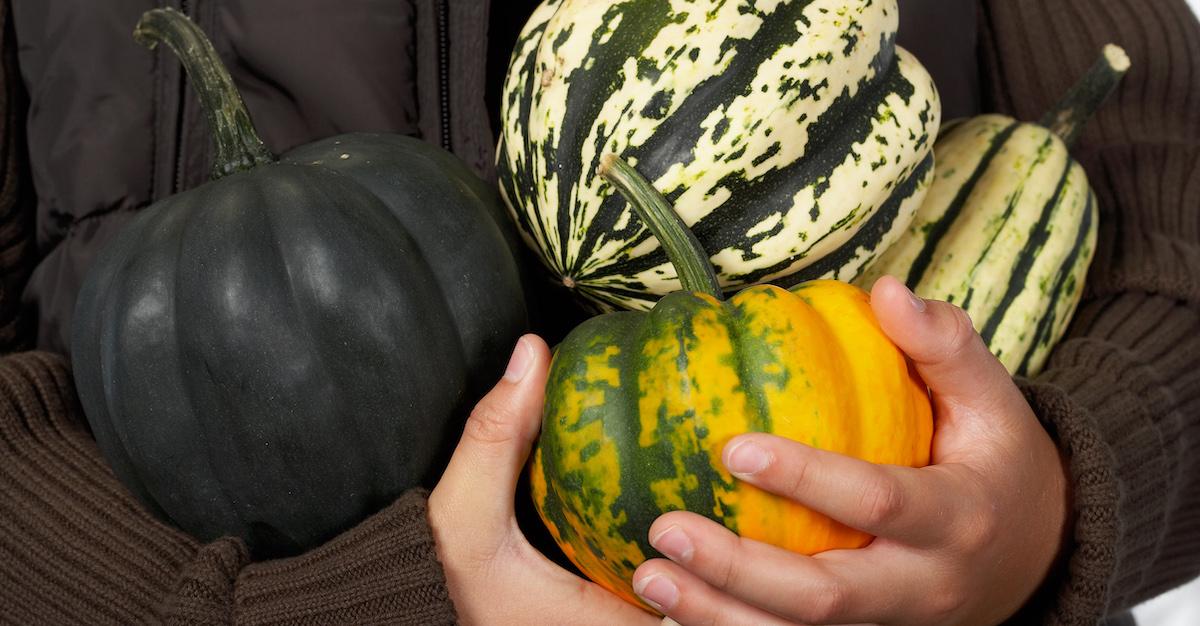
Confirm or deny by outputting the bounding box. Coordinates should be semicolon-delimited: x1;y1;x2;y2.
530;154;934;610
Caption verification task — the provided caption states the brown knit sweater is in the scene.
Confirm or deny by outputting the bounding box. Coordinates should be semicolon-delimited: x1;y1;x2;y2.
2;0;1198;624
0;352;457;624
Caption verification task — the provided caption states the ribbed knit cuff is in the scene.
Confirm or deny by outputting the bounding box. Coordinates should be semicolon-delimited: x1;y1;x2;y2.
1017;376;1142;625
1014;292;1200;624
235;489;457;625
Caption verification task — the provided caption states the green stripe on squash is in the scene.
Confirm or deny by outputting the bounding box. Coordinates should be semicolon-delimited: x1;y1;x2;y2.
499;0;941;311
532;154;932;613
856;45;1128;376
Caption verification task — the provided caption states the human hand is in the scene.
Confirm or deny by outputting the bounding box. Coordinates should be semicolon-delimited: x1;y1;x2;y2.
631;277;1071;626
428;335;659;626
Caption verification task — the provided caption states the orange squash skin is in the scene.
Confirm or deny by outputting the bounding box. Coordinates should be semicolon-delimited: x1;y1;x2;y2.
531;279;933;610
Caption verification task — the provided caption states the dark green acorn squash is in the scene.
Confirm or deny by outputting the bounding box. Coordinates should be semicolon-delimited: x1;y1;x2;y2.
70;9;527;558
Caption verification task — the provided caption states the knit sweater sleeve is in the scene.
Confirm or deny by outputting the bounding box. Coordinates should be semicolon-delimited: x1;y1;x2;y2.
0;352;458;624
978;0;1200;623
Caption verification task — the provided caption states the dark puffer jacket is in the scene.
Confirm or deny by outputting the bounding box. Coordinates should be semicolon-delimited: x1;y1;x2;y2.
8;0;496;353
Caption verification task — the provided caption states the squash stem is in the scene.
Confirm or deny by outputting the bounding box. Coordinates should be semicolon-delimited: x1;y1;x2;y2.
135;8;275;178
1039;44;1130;147
599;154;723;299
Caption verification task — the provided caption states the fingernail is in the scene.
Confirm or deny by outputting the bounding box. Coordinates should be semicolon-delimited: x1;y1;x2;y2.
662;620;682;626
650;525;694;563
503;337;533;382
724;439;772;475
634;574;679;612
903;283;927;313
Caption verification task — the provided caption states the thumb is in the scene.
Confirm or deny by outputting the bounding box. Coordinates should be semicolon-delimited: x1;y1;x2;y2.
870;276;1013;408
434;334;551;521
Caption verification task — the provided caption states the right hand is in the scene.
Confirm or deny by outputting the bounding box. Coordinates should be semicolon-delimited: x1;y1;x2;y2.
629;278;1071;626
428;335;659;626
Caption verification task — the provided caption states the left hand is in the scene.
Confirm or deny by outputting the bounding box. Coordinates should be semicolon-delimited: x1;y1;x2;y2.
429;335;658;626
631;276;1072;626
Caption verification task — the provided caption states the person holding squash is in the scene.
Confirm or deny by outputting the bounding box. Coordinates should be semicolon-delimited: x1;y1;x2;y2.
625;276;1074;625
0;3;1197;626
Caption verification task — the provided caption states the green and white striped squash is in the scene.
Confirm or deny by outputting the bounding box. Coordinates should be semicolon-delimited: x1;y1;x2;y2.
856;46;1130;376
498;0;940;310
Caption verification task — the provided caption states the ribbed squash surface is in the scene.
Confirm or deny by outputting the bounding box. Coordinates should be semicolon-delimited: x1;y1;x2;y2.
531;280;933;609
498;0;940;310
856;116;1099;376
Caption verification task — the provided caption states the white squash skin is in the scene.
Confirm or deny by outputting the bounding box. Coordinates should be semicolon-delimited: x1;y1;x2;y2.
856;115;1099;376
498;0;941;310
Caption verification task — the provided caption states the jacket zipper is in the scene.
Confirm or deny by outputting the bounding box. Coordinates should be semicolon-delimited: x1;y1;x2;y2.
172;0;192;194
435;0;452;152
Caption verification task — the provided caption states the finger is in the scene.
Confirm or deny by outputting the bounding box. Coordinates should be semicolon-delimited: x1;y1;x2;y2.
645;511;924;625
435;335;551;521
869;275;1015;409
721;433;955;545
633;559;798;626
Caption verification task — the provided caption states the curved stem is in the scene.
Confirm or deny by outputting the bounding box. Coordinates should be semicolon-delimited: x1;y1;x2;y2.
135;8;274;178
1039;44;1131;147
599;154;723;299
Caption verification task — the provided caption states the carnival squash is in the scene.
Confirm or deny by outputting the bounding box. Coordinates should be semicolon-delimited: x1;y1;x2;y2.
857;46;1129;375
498;0;940;310
530;155;933;610
71;9;527;558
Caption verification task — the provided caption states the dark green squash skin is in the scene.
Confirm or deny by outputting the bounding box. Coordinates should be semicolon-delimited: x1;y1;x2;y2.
71;132;528;558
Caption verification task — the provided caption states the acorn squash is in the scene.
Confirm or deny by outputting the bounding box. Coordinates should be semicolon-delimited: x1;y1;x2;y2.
71;9;527;558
